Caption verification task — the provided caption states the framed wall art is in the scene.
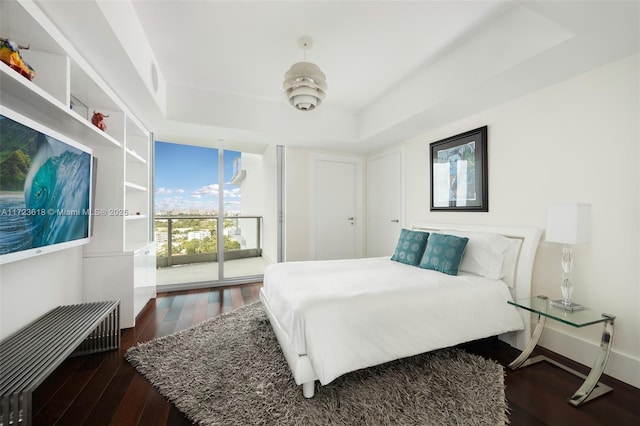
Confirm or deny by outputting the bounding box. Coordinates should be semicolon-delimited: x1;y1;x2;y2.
430;126;488;212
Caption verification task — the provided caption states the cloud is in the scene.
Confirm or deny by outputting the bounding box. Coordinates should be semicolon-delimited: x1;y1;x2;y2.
225;187;242;198
155;197;219;213
191;184;240;199
156;187;185;195
193;184;220;197
156;183;242;214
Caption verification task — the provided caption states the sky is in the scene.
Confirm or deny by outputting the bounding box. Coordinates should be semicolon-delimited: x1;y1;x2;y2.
154;141;241;213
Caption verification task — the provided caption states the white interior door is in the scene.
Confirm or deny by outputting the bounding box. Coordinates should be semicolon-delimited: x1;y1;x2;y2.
367;148;404;257
312;154;363;260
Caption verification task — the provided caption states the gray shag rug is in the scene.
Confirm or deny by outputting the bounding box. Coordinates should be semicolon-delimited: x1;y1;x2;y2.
126;302;508;425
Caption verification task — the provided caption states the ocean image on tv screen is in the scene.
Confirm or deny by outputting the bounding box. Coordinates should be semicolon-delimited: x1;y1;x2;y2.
0;114;91;257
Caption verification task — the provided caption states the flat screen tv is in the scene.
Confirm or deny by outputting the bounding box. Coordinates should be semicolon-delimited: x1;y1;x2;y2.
0;106;93;265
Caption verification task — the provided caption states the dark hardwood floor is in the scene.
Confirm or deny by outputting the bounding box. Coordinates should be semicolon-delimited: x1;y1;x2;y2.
32;283;639;425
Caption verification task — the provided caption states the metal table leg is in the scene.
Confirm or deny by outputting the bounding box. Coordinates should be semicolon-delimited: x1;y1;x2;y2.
567;315;615;406
508;313;546;370
508;310;615;407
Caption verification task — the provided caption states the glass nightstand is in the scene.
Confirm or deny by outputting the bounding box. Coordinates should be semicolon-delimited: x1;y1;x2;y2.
508;295;615;407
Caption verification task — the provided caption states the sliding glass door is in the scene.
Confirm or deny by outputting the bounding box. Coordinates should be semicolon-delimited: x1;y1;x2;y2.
154;141;271;289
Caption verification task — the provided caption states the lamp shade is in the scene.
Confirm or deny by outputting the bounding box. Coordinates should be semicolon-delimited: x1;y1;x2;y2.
283;61;327;111
545;203;591;244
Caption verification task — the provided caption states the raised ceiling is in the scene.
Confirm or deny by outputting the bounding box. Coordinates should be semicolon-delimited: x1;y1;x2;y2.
34;0;639;154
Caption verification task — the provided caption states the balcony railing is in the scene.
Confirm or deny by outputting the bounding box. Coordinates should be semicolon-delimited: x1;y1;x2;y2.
154;215;262;268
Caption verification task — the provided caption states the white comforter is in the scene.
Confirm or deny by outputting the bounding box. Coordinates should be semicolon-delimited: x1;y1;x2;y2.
263;256;524;385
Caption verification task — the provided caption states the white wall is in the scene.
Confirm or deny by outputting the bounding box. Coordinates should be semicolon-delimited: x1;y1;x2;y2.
0;247;84;339
399;54;639;387
238;144;278;264
284;148;313;261
261;144;279;265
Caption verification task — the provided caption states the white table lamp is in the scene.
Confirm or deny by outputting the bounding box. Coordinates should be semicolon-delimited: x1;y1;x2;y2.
545;203;591;310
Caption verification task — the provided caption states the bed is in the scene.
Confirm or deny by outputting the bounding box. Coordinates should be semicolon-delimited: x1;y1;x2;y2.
259;222;542;398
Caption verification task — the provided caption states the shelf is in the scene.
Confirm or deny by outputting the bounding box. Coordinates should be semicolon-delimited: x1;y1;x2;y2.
70;60;120;113
125;181;147;191
125;148;147;164
3;0;155;330
1;63;123;149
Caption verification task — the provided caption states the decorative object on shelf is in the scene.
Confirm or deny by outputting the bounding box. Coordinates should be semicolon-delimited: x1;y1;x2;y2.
545;203;591;311
283;36;327;111
70;94;89;119
430;126;488;212
0;37;36;80
91;111;109;131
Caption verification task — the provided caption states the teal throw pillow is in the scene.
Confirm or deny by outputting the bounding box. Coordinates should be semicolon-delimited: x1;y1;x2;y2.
419;233;469;275
390;229;429;266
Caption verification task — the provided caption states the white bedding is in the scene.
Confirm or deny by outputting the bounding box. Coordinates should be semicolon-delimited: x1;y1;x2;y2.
262;256;524;385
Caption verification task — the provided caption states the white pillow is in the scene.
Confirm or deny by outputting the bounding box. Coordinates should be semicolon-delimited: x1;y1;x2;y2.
445;230;513;280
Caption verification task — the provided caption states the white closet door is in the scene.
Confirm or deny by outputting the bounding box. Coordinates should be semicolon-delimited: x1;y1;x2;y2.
367;148;404;257
311;154;363;260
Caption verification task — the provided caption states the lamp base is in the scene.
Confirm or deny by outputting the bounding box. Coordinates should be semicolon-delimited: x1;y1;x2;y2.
550;299;584;312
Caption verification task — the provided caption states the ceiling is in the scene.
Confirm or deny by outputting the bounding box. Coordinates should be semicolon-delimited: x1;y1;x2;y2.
32;0;639;154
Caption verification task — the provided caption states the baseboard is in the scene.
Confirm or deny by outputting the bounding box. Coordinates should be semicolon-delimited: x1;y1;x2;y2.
539;326;640;389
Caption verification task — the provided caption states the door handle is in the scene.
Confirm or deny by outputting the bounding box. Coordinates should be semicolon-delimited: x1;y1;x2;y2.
347;217;355;221
390;219;399;223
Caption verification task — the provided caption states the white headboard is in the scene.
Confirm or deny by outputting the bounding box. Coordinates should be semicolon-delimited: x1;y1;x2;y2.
411;222;543;350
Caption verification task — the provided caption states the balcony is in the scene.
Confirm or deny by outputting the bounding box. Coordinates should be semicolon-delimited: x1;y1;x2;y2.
155;215;269;287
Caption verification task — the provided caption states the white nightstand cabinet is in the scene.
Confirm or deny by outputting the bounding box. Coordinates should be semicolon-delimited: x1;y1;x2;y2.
83;243;156;328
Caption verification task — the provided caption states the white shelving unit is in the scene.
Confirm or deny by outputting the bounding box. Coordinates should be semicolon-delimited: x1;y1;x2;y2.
1;0;156;328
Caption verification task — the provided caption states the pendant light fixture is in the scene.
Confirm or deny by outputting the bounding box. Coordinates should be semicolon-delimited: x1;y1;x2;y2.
283;36;327;111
